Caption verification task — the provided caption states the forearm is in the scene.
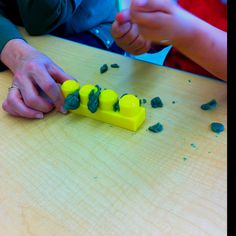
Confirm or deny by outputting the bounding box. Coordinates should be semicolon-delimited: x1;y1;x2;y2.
16;0;82;35
173;17;227;81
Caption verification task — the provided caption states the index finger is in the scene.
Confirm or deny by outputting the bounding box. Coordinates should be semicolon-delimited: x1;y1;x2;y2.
32;66;66;113
116;9;131;24
47;64;77;84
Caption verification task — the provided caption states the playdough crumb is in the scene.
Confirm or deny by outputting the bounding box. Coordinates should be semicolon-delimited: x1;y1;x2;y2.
148;122;163;133
113;101;120;112
151;97;163;108
200;99;217;110
100;64;108;74
210;122;224;133
140;98;147;105
110;63;120;68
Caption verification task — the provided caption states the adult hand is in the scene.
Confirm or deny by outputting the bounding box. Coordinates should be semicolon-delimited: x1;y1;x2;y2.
111;9;152;55
1;39;75;118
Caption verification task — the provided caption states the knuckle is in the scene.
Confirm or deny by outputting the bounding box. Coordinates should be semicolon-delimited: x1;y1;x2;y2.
44;81;56;93
13;72;24;82
24;95;38;108
2;100;8;111
25;61;39;72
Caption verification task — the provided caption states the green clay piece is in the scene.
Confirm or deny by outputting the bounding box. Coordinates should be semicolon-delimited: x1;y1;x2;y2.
100;64;108;74
64;90;80;110
190;143;197;149
151;97;163;108
172;101;176;104
183;156;188;161
201;99;217;110
140;98;147;106
142;99;147;104
88;85;101;113
148;122;163;133
210;122;224;133
113;101;120;112
110;63;120;68
120;93;128;98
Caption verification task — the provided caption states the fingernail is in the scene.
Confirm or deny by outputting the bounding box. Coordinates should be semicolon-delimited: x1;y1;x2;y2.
35;113;44;119
60;106;68;114
134;0;148;6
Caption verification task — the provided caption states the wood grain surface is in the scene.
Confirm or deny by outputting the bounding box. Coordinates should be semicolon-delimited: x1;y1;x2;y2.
0;29;227;236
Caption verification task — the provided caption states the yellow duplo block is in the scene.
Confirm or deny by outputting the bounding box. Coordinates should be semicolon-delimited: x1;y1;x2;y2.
61;80;146;131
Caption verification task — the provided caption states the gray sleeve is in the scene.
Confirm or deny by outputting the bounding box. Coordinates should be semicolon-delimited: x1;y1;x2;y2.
16;0;83;35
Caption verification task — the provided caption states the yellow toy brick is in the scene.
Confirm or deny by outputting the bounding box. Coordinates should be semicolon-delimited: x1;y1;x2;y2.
61;80;146;131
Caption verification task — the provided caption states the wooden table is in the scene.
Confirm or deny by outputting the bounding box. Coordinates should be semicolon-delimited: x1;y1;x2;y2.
0;29;227;236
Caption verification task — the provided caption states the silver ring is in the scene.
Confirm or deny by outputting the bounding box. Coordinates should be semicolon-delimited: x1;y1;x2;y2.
8;85;19;92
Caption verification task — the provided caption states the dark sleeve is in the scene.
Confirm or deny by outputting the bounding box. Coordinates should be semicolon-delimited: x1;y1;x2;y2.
0;15;25;53
0;11;25;71
16;0;83;35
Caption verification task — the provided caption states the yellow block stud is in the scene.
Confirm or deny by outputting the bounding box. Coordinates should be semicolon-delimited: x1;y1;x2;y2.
119;94;140;117
61;80;146;131
99;90;119;111
61;80;80;97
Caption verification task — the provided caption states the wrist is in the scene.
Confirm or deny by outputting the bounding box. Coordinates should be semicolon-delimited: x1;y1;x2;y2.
167;5;194;47
0;39;31;72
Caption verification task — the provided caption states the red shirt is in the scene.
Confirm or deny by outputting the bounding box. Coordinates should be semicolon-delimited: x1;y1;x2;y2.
164;0;227;78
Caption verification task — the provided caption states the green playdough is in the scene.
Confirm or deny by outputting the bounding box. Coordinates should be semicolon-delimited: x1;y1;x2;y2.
120;93;128;98
151;97;163;108
148;122;163;133
88;85;101;113
190;143;197;148
100;64;108;74
210;122;224;133
64;90;80;110
140;98;147;105
110;63;120;68
201;99;217;110
113;101;120;112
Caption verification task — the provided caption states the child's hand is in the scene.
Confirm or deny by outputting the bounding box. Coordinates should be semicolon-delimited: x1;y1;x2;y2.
130;0;195;47
111;9;152;55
